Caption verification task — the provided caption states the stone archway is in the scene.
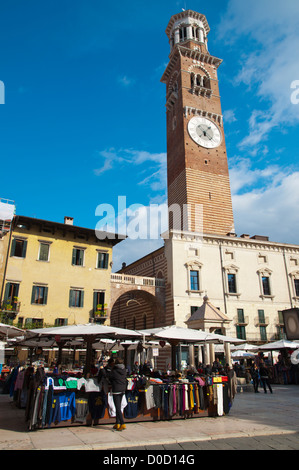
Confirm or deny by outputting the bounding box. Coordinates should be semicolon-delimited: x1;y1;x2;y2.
110;289;165;331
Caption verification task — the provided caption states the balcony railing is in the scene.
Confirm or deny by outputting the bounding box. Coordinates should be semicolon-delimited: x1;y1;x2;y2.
0;301;21;314
254;316;269;326
234;315;249;326
111;273;165;288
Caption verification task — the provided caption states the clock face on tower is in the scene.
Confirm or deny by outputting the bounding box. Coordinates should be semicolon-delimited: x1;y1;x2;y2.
188;116;222;149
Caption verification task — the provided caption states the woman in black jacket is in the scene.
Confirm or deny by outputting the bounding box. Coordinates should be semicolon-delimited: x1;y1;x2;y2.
109;358;127;431
259;362;273;394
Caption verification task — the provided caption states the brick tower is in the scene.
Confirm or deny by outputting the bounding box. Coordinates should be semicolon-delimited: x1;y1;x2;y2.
161;10;235;236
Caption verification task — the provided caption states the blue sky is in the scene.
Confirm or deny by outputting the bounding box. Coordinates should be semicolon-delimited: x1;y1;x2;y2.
0;0;298;271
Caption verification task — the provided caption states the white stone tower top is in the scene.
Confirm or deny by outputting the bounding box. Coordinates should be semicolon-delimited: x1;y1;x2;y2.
165;9;210;52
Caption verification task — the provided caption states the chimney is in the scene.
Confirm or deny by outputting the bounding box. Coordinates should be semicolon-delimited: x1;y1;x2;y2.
64;216;74;226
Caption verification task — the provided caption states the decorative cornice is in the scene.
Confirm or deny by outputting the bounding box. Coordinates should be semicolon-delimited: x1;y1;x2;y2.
165;10;210;38
161;45;221;84
184;106;223;127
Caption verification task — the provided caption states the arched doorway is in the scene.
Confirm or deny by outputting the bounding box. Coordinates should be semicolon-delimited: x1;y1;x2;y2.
110;289;165;331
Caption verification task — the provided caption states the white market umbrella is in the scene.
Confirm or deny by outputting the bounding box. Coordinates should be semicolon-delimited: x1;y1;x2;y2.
26;323;142;341
139;325;215;343
231;350;256;359
230;343;258;351
25;323;142;374
258;340;299;351
0;323;25;339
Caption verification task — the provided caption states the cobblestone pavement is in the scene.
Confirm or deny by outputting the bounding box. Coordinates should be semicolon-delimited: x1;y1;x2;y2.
0;384;298;451
117;432;299;451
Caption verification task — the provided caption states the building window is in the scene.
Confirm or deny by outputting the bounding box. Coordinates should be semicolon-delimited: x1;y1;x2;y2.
190;270;200;291
228;273;237;293
3;282;20;310
191;306;199;316
97;252;109;269
72;248;85;266
262;276;271;296
38;243;50;261
25;318;44;328
55;318;68;326
179;26;187;41
69;289;84;308
93;291;105;313
258;309;265;324
258;268;273;298
236;325;246;340
10;238;27;258
31;285;48;305
294;279;299;297
237;308;245;324
260;326;267;341
223;264;239;296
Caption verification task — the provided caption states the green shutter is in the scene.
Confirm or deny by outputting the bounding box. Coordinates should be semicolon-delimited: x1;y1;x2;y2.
72;249;76;265
104;253;109;269
22;240;27;258
10;239;16;257
93;291;98;312
43;287;48;305
80;290;84;308
69;289;74;307
79;250;84;266
31;286;36;304
3;283;11;302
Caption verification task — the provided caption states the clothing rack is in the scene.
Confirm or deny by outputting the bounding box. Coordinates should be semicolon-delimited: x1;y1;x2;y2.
4;366;237;431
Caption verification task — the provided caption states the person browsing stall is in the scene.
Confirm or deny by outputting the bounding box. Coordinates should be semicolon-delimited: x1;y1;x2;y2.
109;358;127;431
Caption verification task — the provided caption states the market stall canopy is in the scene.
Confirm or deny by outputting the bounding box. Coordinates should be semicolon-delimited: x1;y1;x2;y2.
201;331;245;345
230;343;258;351
257;339;299;351
25;323;142;342
138;325;214;343
231;350;256;359
0;323;25;339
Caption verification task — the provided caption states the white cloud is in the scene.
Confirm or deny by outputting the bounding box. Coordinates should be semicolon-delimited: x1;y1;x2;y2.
218;0;299;149
117;76;136;87
223;109;237;124
94;148;167;195
230;157;299;244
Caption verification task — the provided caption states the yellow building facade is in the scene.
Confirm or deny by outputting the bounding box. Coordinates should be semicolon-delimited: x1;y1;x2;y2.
1;215;122;328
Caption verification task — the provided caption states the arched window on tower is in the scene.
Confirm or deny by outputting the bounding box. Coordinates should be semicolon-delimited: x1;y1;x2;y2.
203;76;211;89
179;26;187;42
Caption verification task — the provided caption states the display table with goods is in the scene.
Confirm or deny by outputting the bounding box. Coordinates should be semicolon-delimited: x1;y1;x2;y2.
5;365;237;431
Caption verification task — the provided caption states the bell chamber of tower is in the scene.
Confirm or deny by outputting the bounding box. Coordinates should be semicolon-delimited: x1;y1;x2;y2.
161;10;235;237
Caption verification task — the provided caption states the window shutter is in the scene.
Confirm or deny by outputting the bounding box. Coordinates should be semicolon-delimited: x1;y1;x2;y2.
69;290;74;307
93;291;98;311
64;318;68;326
22;240;27;258
10;239;16;257
72;249;76;265
104;253;109;269
80;290;84;308
31;286;36;304
14;283;20;298
79;250;84;266
4;283;11;302
44;287;48;305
